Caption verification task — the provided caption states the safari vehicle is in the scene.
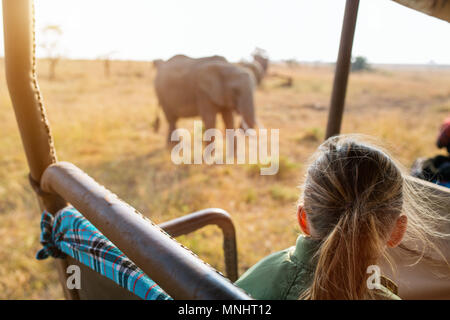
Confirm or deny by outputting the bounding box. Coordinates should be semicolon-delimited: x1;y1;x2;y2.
2;0;449;299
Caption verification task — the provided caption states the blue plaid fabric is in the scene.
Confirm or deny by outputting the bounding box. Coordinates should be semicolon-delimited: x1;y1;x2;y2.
36;206;172;300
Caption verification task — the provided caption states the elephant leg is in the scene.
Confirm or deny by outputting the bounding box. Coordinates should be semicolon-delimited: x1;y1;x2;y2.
199;110;217;156
222;110;236;159
221;109;234;130
167;118;177;147
201;111;217;134
197;98;216;131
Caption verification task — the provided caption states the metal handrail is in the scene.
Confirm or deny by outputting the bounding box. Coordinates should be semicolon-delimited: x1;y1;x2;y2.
160;208;238;281
41;161;251;300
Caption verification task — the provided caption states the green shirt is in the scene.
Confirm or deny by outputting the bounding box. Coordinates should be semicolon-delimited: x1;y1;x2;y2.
235;235;400;300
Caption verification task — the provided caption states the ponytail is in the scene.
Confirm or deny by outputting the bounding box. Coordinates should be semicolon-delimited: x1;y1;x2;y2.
301;210;387;300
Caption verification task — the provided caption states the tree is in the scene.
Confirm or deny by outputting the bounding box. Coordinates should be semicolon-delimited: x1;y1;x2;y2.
40;25;63;80
351;56;371;72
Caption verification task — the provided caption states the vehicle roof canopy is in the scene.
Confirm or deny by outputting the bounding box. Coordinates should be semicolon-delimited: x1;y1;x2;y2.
393;0;450;22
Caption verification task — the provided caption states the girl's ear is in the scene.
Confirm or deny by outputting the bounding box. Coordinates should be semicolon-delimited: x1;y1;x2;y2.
387;215;408;248
297;206;310;236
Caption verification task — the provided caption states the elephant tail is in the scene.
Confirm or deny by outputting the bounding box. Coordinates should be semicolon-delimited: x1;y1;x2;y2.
152;106;161;132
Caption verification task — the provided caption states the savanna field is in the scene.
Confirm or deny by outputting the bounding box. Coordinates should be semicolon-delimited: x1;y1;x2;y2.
0;58;449;299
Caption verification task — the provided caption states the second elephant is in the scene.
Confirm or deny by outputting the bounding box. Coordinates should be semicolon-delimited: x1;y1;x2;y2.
238;61;264;86
154;54;257;144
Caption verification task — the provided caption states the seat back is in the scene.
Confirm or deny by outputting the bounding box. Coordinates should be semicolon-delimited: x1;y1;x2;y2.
384;176;450;299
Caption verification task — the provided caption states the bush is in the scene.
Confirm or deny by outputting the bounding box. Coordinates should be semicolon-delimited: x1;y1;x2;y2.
351;56;371;72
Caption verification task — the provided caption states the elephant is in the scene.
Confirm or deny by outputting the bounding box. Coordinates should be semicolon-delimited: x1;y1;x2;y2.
154;54;257;144
252;51;269;75
153;59;164;69
237;61;264;86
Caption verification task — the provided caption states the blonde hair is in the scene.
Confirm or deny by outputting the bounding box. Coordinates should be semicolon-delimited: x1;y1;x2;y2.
298;135;450;300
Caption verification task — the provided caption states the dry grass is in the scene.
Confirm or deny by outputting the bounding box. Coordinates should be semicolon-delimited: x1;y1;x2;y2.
0;58;449;299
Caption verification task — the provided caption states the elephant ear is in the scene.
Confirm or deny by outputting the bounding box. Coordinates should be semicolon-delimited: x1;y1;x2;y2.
198;63;227;107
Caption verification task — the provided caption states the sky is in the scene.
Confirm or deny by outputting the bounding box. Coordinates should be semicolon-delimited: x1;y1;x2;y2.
0;0;449;64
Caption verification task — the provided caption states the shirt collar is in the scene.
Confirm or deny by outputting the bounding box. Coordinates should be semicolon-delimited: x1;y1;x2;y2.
292;235;321;269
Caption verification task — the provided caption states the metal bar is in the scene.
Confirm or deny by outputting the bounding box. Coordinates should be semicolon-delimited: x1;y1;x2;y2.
2;0;66;213
325;0;360;139
2;0;74;299
159;208;238;282
41;162;251;300
3;0;56;181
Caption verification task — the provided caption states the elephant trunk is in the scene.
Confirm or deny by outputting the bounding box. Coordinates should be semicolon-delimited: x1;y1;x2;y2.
237;90;256;129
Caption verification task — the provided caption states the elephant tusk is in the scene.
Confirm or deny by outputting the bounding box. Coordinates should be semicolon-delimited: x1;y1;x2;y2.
240;119;249;131
255;120;264;130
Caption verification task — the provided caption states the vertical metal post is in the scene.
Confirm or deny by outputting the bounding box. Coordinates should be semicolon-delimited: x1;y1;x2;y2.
2;0;75;299
325;0;360;139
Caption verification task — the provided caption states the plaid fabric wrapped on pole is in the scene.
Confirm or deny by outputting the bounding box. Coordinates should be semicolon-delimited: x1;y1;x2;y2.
36;206;172;300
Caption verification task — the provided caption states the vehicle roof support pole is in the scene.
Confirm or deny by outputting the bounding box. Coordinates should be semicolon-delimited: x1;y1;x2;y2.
2;0;74;299
325;0;360;139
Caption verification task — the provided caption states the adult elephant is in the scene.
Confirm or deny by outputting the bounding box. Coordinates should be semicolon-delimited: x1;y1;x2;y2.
154;54;257;144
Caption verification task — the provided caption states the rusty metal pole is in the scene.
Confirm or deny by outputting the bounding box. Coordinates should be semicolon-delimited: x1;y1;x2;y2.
2;0;74;299
325;0;360;139
2;0;67;213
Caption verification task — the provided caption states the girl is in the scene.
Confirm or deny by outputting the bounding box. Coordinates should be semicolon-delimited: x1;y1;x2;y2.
235;135;449;300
